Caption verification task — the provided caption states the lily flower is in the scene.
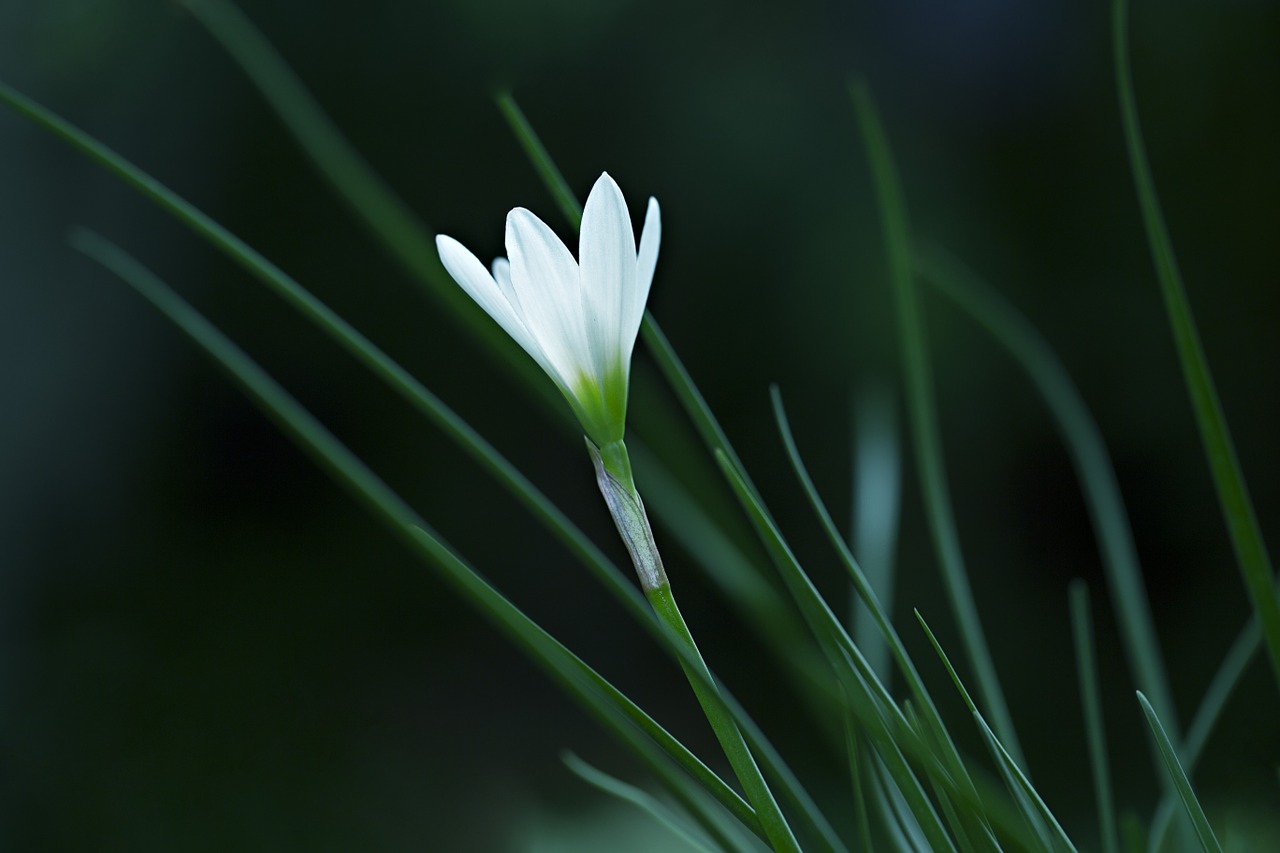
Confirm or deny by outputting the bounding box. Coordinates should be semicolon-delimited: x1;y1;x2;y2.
435;172;660;448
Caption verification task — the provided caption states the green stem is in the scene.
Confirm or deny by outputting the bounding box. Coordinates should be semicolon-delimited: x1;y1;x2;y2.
590;440;800;853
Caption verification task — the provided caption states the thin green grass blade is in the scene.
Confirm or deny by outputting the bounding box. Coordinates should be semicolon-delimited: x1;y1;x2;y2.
713;451;960;853
495;92;584;232
1069;582;1120;853
562;752;726;853
849;384;902;682
846;727;875;853
1149;617;1261;851
916;612;1076;853
915;244;1181;742
719;429;1038;848
178;0;554;398
770;386;995;847
1113;0;1280;689
848;78;1023;768
1136;693;1223;853
870;755;932;853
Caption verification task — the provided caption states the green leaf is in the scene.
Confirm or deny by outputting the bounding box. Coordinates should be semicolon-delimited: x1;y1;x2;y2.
848;383;902;682
713;450;958;853
1136;693;1223;853
1068;582;1119;853
916;612;1076;853
914;244;1180;747
1148;617;1261;851
848;77;1023;768
1113;0;1280;691
178;0;556;404
769;389;988;830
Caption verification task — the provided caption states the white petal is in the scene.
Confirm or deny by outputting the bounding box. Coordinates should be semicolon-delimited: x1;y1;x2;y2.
626;196;661;357
505;207;592;386
435;235;551;376
579;172;636;378
491;257;523;319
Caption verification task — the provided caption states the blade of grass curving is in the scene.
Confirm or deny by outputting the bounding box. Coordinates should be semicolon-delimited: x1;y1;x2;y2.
562;752;727;853
770;387;1000;848
1113;0;1280;688
903;703;978;853
914;244;1181;743
1069;582;1119;853
870;755;932;853
713;450;962;852
915;612;1076;853
1136;693;1223;853
849;78;1023;767
1149;616;1261;851
720;434;1045;848
846;727;875;853
771;388;967;764
178;0;547;387
495;93;584;232
849;383;903;682
181;0;439;293
69;228;767;846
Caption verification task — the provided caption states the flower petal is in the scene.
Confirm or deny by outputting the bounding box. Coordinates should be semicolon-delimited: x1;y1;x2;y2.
491;257;523;317
579;172;636;382
505;207;591;387
436;235;551;377
626;196;661;359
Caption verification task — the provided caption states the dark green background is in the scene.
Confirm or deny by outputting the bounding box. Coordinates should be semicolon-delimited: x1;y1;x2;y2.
2;0;1277;849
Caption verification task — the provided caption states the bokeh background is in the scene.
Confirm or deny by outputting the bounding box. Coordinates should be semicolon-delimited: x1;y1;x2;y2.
2;0;1277;849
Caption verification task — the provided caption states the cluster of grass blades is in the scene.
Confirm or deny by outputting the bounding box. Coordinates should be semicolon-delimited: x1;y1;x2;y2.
2;0;1273;849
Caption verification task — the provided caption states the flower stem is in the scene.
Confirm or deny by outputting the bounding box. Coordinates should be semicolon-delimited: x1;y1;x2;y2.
589;439;800;853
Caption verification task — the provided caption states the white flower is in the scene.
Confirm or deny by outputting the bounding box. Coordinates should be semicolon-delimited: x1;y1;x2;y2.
435;172;660;446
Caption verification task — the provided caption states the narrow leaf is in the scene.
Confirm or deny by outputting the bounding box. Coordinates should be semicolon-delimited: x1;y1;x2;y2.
1069;582;1119;853
1136;693;1223;853
849;77;1023;766
1113;0;1280;690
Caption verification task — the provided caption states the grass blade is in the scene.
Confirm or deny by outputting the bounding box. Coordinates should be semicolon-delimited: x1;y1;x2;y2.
848;77;1023;767
915;244;1181;744
769;390;985;809
1136;693;1223;853
916;613;1076;853
495;92;584;232
179;0;536;379
849;384;902;682
562;752;726;853
1113;0;1280;689
1069;582;1119;853
713;450;959;853
69;228;765;846
1149;616;1261;851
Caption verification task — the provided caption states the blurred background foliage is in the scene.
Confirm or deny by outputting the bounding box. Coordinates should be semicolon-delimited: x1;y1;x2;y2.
1;0;1277;849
